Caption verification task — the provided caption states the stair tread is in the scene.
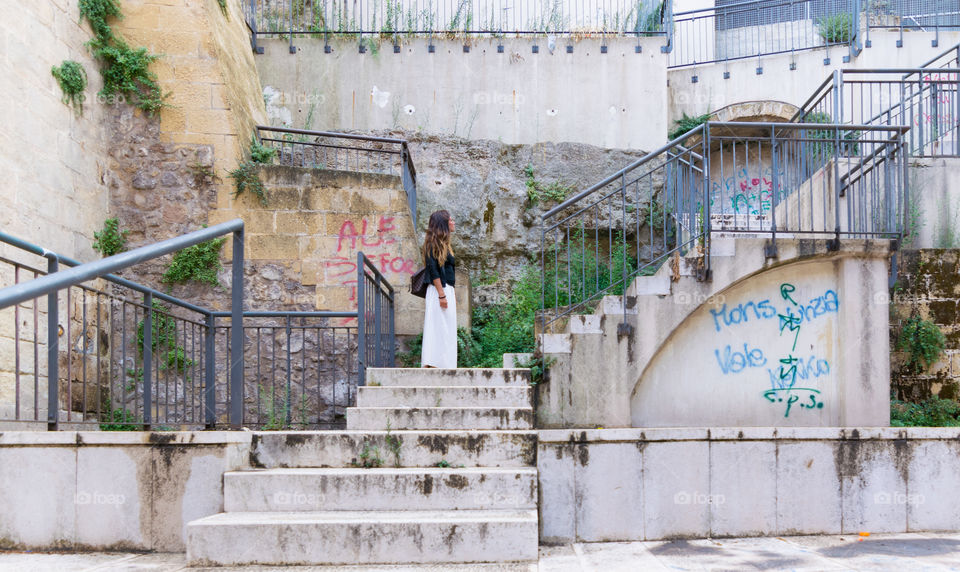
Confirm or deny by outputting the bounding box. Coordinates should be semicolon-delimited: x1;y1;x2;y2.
349;406;532;410
227;467;537;476
191;509;538;525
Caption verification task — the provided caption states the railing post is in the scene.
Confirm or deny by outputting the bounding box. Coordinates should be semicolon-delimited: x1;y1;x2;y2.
285;315;292;427
918;74;926;156
357;252;366;386
388;290;396;367
230;229;244;429
374;274;383;367
850;0;862;57
288;0;296;53
204;313;216;428
248;0;263;54
46;257;59;431
702;123;712;279
769;129;779;253
143;291;153;430
661;0;673;54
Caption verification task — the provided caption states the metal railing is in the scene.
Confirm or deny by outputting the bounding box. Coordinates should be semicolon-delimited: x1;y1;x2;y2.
866;0;960;49
0;227;395;430
244;0;671;52
357;254;396;385
256;125;418;227
792;61;960;156
540;122;908;331
669;0;861;68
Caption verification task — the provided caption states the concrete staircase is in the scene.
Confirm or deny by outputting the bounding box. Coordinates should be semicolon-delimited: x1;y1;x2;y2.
185;368;539;566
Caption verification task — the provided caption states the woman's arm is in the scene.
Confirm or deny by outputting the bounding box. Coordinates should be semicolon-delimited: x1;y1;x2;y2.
433;278;448;309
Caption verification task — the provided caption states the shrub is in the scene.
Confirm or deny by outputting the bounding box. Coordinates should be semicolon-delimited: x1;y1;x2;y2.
99;407;139;430
891;397;960;427
668;113;710;141
228;161;268;205
136;301;195;372
92;217;129;257
898;316;946;374
250;135;277;164
161;232;226;287
51;60;88;114
818;13;853;44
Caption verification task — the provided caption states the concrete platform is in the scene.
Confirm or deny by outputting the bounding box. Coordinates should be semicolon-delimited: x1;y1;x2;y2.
346;407;534;431
357;386;532;408
366;368;532;387
4;532;960;570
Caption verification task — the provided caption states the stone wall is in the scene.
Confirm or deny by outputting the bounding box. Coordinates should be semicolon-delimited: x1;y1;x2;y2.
891;249;960;402
539;427;960;543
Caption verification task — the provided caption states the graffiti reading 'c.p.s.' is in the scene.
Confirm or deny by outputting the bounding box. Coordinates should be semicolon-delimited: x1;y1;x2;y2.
763;387;824;417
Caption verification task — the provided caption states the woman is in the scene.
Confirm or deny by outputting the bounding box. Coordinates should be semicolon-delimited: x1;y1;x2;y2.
421;210;457;368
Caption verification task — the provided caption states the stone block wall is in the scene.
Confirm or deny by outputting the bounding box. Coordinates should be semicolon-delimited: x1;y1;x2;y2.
890;249;960;402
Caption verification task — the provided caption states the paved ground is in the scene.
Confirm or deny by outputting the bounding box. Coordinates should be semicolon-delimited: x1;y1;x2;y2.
2;533;959;571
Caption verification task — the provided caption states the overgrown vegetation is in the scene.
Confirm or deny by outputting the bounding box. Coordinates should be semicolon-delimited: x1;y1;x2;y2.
891;397;960;426
352;442;384;468
513;350;557;385
228;161;268;205
250;135;278;164
79;0;168;115
524;164;572;207
897;316;946;374
99;407;140;430
136;301;195;372
51;60;88;114
217;0;228;18
161;231;226;287
92;217;129;257
803;111;861;161
817;13;853;43
668;112;710;141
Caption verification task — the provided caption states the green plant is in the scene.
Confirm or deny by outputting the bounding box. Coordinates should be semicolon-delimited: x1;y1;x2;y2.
818;13;853;43
80;0;168;115
514;350;557;385
353;442;384;468
668;112;710;141
161;231;225;287
261;385;290;430
125;367;143;392
803;112;861;162
136;301;195;372
51;60;88;114
228;161;268;205
435;459;451;468
249;135;277;164
92;217;129;257
524;164;572;207
99;407;140;430
891;397;960;426
898;316;946;374
217;0;228;17
385;421;402;467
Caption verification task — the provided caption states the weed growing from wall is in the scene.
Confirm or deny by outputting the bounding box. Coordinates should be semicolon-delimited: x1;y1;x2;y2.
249;135;278;164
668;112;710;141
891;397;960;426
136;301;195;372
898;315;946;374
228;161;268;205
79;0;168;115
524;164;571;206
92;217;129;257
51;60;88;114
161;233;225;288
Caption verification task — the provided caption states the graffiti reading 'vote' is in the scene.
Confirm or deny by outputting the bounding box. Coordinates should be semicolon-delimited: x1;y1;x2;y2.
714;343;767;374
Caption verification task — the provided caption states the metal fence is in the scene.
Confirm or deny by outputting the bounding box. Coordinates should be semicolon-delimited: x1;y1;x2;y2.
866;0;960;48
792;64;960;156
0;227;395;430
256;126;418;227
669;0;861;68
244;0;672;45
540;122;908;331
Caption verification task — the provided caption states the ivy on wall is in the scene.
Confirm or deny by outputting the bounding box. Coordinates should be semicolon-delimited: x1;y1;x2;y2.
51;60;88;114
79;0;168;115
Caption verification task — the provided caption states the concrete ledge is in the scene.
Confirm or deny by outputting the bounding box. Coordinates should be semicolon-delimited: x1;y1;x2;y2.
537;427;960;443
0;431;254;446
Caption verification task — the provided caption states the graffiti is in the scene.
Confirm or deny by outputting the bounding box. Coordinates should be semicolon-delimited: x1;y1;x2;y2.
709;166;787;215
763;387;824;417
767;356;830;389
336;216;398;252
709;289;838;333
714;343;768;375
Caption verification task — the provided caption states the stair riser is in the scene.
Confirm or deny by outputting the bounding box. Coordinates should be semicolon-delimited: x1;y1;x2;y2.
252;432;538;468
356;386;532;408
346;408;534;431
366;368;531;387
224;470;537;511
187;518;539;565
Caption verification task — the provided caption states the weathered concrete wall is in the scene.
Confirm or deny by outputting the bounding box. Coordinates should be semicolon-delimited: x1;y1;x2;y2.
908;158;960;249
890;249;960;402
255;37;668;151
669;31;960;123
0;432;250;551
539;427;960;543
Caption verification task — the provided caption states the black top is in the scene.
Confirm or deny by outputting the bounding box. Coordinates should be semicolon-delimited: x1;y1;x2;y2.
425;253;456;288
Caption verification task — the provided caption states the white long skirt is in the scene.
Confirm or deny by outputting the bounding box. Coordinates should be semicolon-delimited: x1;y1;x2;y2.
421;284;457;368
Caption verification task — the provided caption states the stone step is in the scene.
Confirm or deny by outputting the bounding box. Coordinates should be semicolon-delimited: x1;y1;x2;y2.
224;467;538;512
252;431;537;469
366;368;531;387
346;407;534;431
186;509;539;566
356;386;532;408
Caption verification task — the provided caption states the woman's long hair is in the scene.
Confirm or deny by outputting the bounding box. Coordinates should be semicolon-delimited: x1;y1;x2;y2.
423;210;454;263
